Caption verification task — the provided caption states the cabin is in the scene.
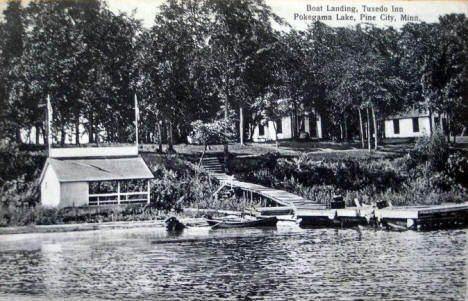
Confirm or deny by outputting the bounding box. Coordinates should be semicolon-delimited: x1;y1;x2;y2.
384;109;447;138
252;110;323;142
39;145;153;208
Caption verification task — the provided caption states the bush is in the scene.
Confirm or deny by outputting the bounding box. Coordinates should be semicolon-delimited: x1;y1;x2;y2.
0;205;62;226
231;149;466;206
446;152;468;187
410;130;449;172
147;155;217;212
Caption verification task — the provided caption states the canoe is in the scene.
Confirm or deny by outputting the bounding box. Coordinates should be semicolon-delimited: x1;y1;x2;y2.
206;216;278;229
386;222;407;232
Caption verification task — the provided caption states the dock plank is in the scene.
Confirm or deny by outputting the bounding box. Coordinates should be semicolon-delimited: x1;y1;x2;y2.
210;172;318;210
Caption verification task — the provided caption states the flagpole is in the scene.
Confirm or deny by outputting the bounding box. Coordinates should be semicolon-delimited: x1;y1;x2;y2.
135;94;139;151
47;95;52;155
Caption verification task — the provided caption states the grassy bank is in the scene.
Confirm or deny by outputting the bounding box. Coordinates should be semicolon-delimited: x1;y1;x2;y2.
229;134;467;206
0;147;246;226
1;133;466;226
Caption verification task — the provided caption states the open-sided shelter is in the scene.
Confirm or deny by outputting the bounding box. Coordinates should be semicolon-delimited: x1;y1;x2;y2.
39;146;153;208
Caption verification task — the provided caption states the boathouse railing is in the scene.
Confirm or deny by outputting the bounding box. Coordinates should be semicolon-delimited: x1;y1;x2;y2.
88;179;151;206
89;191;150;206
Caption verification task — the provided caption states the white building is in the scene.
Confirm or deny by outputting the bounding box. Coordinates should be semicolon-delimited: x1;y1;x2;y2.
252;111;322;142
384;109;447;138
39;145;153;208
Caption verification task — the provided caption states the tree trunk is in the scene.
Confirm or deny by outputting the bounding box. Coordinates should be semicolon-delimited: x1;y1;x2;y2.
89;113;94;143
428;109;433;137
60;124;66;146
343;113;348;141
339;124;343;141
371;104;378;150
239;106;244;146
446;113;451;144
158;122;163;152
290;113;295;141
274;124;279;149
224;84;229;166
358;108;364;149
41;124;47;146
366;106;371;152
16;126;22;144
35;124;40;144
293;103;298;141
168;121;174;152
75;118;80;145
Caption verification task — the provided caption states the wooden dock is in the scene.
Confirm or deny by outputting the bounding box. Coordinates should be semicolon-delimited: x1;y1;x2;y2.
297;202;468;230
208;170;468;231
211;172;325;210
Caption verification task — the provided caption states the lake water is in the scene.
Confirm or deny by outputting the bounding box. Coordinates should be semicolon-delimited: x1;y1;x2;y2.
0;223;466;301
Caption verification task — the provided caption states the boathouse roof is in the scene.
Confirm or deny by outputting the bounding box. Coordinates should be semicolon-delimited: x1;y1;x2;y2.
39;156;154;183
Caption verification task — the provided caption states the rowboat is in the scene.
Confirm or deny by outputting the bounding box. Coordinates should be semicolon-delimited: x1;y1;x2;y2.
206;216;278;229
385;222;407;232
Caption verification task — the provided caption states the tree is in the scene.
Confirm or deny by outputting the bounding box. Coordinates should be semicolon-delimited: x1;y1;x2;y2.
316;23;405;150
204;0;281;162
253;93;290;148
139;0;214;151
399;16;468;141
11;0;96;145
189;118;236;165
436;14;468;142
1;0;25;142
10;0;140;145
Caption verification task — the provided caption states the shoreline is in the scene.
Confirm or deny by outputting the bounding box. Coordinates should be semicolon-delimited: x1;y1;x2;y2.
0;217;209;236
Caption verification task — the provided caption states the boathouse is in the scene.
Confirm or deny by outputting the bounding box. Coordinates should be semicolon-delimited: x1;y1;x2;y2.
39;145;153;208
39;95;153;208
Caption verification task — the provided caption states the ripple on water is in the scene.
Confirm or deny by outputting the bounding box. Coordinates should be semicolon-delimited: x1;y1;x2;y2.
0;227;466;301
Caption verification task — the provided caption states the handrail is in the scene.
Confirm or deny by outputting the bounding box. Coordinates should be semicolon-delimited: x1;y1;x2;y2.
212;182;228;201
89;191;147;197
88;191;149;206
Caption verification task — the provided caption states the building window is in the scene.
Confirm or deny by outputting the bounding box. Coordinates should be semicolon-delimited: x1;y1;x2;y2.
412;118;419;132
393;119;400;134
258;124;265;136
276;119;282;134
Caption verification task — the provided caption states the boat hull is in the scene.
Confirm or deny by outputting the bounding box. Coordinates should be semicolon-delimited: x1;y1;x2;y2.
207;217;278;229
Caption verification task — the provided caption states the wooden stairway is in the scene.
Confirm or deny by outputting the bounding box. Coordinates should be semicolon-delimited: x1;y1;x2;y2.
199;158;324;212
200;157;225;173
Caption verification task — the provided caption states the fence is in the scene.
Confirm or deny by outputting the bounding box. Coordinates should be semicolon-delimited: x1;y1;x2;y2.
89;191;150;206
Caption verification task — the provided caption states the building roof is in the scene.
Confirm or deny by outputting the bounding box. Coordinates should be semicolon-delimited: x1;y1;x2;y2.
386;108;430;120
39;156;154;183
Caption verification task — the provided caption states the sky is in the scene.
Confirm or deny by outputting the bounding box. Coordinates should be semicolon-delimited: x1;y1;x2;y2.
1;0;467;30
106;0;468;29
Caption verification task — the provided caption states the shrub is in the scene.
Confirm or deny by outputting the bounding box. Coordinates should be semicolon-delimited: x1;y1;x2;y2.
0;205;62;226
446;152;468;187
147;156;217;212
410;130;449;172
231;148;466;206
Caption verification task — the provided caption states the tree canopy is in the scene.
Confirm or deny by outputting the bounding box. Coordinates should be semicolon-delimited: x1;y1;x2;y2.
0;0;466;148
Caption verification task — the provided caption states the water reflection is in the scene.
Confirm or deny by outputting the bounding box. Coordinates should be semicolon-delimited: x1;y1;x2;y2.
0;225;466;300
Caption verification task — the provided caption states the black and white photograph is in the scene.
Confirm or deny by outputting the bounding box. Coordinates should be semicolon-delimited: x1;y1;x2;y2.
0;0;467;300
